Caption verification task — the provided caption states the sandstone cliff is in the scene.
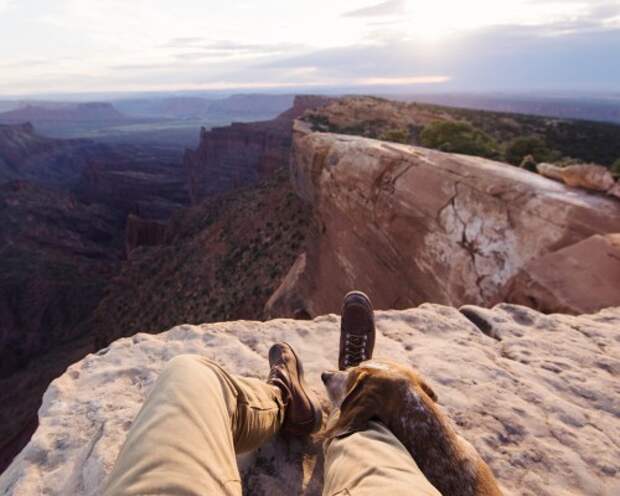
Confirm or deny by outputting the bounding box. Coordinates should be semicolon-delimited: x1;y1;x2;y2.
1;304;618;496
266;122;620;318
124;214;167;256
184;96;331;203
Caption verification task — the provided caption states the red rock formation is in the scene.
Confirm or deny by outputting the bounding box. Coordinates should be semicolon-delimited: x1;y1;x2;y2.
505;234;620;314
183;95;332;203
267;122;620;317
125;214;167;256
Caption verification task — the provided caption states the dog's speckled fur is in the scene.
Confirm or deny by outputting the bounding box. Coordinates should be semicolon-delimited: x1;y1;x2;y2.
322;360;503;496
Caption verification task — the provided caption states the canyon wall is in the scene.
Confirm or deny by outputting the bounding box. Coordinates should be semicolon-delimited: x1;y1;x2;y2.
124;214;167;256
184;96;331;203
77;150;189;221
267;122;620;318
0;123;93;186
0;181;123;378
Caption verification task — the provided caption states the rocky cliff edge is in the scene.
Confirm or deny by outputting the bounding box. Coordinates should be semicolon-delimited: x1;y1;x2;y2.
266;121;620;318
1;304;619;496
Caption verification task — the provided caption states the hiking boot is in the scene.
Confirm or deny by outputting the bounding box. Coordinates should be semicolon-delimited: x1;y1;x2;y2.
268;342;322;436
339;291;376;370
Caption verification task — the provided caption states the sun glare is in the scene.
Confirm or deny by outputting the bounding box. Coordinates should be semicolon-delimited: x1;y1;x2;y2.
401;0;590;41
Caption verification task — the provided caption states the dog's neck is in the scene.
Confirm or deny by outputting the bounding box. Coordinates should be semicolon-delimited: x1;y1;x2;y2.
387;388;478;496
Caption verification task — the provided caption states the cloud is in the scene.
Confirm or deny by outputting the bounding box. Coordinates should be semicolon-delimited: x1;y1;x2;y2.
342;0;405;18
162;37;205;48
1;0;619;96
0;0;13;13
161;39;304;62
0;59;49;69
259;22;620;91
110;63;173;71
178;41;301;54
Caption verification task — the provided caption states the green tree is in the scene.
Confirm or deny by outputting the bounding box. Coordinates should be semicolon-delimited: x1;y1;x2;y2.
612;158;620;175
505;136;552;165
420;121;498;159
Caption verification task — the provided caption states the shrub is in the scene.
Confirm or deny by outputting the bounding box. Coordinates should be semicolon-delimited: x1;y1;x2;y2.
420;121;498;159
519;154;538;173
379;128;410;144
505;136;553;165
612;158;620;175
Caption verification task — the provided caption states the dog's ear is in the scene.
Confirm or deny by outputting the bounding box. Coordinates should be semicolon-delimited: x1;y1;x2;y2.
326;370;378;439
419;379;438;402
340;370;370;413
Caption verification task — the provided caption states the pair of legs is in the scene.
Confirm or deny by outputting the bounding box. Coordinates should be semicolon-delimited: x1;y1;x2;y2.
104;292;440;495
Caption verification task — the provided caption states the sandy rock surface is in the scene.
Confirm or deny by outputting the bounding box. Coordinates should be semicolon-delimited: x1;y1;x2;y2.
1;304;619;496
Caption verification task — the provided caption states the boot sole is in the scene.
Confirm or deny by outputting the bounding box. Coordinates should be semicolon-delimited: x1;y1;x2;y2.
282;342;323;434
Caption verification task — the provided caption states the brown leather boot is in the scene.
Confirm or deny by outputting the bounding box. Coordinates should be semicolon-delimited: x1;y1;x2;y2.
339;291;376;370
267;342;322;436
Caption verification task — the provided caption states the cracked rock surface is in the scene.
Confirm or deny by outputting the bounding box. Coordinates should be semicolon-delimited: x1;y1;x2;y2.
1;304;619;496
274;122;620;317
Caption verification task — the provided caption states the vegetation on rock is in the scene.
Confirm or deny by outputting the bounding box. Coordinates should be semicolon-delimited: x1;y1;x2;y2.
420;121;499;158
504;136;556;165
93;170;313;348
303;96;620;169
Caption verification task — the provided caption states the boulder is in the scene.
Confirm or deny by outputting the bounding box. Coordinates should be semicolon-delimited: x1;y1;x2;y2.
273;122;620;316
537;162;616;193
505;234;620;314
1;305;619;496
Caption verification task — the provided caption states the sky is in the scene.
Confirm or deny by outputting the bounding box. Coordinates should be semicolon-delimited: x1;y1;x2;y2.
0;0;619;97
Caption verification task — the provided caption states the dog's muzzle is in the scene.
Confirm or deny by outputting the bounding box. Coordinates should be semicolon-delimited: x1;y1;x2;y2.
321;371;334;384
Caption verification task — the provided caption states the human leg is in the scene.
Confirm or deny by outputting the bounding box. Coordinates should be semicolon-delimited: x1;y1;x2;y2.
104;343;321;496
322;421;441;496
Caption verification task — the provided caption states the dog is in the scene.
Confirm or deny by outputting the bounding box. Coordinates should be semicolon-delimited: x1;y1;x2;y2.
321;360;503;496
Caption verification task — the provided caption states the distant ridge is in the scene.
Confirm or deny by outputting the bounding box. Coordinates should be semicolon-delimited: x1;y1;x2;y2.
0;102;127;124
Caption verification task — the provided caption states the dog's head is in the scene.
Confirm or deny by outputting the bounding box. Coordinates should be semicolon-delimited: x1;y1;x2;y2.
321;360;438;438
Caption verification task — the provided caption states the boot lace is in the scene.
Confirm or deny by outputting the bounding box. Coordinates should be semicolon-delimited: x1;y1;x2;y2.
343;335;368;368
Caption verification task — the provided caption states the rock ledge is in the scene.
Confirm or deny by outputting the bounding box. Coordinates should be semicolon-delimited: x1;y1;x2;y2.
1;305;619;496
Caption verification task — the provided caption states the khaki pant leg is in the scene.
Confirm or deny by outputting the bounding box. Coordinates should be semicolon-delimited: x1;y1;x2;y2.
322;421;442;496
104;354;284;496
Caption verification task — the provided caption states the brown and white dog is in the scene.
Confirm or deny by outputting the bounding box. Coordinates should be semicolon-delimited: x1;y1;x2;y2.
321;360;503;496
